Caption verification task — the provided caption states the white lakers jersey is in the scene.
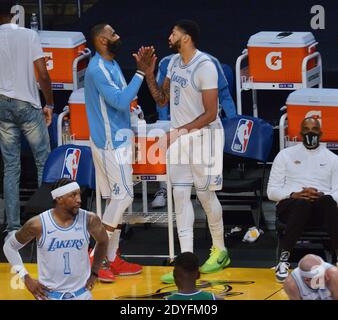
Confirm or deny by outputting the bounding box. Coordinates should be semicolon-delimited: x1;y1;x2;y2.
37;209;90;292
167;50;221;129
291;262;333;300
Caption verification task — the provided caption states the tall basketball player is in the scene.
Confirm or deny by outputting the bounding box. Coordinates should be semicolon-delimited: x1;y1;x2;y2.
138;19;230;283
3;178;108;300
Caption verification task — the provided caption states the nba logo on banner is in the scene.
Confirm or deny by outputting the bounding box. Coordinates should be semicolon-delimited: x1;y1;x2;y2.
62;148;81;180
231;119;254;153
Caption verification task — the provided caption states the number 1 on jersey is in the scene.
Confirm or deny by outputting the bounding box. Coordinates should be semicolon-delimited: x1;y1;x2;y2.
63;252;71;274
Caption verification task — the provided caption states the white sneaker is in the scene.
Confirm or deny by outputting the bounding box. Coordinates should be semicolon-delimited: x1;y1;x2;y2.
151;188;167;208
275;261;290;283
242;226;262;243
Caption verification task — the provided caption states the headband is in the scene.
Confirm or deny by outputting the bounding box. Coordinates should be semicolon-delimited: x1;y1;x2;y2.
51;182;80;199
299;263;325;278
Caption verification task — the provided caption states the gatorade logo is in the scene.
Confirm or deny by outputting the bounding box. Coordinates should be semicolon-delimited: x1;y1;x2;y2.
266;52;282;70
305;110;322;127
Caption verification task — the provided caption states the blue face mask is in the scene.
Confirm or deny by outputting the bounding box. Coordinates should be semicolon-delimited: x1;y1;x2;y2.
302;131;320;149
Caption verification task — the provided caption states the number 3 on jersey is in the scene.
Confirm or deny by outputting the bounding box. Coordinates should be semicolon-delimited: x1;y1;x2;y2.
174;85;180;106
63;252;71;275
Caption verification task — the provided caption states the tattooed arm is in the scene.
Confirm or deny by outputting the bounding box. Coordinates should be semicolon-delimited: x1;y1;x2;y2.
146;75;170;107
134;46;170;107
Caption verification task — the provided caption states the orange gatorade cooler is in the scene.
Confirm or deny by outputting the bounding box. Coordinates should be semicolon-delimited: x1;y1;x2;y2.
68;88;90;140
38;31;88;84
247;31;317;83
286;88;338;142
132;121;170;175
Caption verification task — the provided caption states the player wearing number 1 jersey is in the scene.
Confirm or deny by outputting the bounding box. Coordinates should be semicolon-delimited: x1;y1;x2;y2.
3;178;108;300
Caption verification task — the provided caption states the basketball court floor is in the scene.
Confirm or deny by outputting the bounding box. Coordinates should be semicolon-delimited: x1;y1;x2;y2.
0;263;287;300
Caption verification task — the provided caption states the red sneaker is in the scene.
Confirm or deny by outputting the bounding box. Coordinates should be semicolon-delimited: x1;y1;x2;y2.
89;252;116;283
109;255;143;276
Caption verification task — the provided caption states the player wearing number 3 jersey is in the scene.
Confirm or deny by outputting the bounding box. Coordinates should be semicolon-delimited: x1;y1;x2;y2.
142;20;230;284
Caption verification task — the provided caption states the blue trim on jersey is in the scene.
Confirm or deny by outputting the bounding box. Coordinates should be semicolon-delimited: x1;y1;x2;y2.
38;213;47;248
46;287;88;300
48;210;79;231
116;149;133;198
179;52;204;69
190;59;210;92
82;210;90;244
102;149;112;195
84;52;143;149
195;132;212;192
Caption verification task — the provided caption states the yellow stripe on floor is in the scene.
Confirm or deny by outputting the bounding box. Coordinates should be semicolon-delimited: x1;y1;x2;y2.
0;263;288;300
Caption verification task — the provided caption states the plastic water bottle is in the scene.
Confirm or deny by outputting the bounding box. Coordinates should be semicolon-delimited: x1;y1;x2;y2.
62;117;72;144
30;13;39;31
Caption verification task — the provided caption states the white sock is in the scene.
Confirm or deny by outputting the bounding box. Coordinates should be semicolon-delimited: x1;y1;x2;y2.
173;186;194;253
107;229;121;262
197;190;225;251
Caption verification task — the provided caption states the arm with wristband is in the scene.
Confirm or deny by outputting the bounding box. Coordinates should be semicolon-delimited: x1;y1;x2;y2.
93;47;155;112
3;216;50;300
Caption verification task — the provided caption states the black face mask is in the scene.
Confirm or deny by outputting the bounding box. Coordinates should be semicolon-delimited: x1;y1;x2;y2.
107;38;122;55
302;131;321;149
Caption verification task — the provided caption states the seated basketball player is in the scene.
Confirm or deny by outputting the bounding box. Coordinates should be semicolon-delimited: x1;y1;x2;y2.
3;178;108;300
166;252;219;300
284;254;338;300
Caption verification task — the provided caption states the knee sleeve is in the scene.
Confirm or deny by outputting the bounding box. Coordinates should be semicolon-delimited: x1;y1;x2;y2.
102;194;133;228
173;186;194;253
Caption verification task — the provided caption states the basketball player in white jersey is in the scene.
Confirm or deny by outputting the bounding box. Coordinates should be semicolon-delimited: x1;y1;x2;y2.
137;20;230;283
284;254;338;300
3;178;108;300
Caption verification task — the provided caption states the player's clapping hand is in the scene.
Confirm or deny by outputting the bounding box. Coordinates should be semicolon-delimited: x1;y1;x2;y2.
24;274;50;300
133;46;157;76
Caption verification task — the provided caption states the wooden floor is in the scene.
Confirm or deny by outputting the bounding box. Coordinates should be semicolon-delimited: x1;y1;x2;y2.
0;263;288;300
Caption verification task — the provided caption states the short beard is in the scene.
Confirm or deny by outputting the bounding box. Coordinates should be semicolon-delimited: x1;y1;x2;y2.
170;39;181;53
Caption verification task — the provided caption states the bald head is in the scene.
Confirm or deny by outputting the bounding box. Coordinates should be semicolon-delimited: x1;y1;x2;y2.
299;254;323;272
300;116;322;149
301;117;321;131
90;24;109;46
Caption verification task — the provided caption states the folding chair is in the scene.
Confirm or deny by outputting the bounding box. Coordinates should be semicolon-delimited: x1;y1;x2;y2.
24;144;96;261
218;115;274;228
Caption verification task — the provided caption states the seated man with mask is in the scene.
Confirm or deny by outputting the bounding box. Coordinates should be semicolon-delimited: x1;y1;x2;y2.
284;254;338;300
267;117;338;283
